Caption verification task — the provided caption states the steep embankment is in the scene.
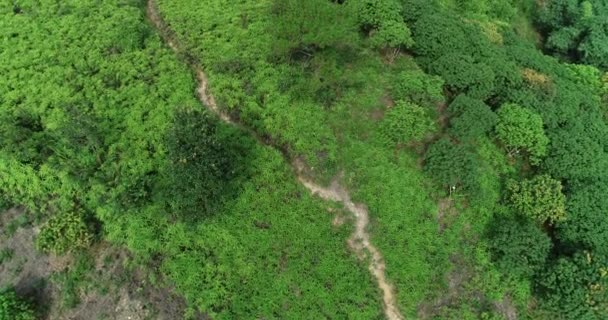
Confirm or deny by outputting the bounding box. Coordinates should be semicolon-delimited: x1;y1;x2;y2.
146;1;403;319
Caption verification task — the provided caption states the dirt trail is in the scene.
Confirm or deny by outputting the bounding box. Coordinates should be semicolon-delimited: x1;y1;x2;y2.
146;1;403;319
294;161;403;320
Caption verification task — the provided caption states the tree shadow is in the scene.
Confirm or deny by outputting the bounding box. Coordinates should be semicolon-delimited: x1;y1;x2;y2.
162;107;256;223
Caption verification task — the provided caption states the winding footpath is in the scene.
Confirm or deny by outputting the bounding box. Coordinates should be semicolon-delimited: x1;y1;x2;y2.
146;2;403;319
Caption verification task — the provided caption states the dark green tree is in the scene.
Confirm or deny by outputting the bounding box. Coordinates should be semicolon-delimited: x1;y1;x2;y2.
424;138;480;193
448;95;497;141
537;251;608;319
489;214;552;278
557;179;608;253
428;53;495;99
536;0;608;69
165;108;231;218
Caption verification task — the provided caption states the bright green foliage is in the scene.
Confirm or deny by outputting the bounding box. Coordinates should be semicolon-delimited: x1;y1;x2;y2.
0;289;35;320
391;70;445;107
536;0;608;69
36;210;92;254
380;100;435;144
356;0;414;52
489;214;552;278
495;103;549;164
538;251;608;319
506;175;566;224
448;95;498;141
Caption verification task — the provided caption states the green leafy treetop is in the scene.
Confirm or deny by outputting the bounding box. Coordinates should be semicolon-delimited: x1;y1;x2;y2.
538;251;608;319
489;214;552;278
380;100;435;145
0;289;35;320
356;0;414;60
506;174;566;224
495;103;549;165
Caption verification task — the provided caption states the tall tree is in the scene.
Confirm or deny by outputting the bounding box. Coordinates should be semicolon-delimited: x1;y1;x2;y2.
495;103;549;164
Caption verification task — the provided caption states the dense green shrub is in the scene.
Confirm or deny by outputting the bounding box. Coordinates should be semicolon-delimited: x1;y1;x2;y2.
391;70;445;107
495;103;548;165
411;13;470;60
557;179;608;253
0;289;35;320
379;100;435;144
424;138;480;193
36;210;92;254
543;113;608;181
356;0;414;55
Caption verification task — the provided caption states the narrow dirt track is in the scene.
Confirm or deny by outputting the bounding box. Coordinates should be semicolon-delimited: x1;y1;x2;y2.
146;2;403;319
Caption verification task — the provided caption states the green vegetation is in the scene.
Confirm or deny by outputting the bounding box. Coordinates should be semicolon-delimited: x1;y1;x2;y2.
536;0;608;69
2;0;608;318
36;210;92;254
506;175;566;224
495;103;549;165
0;288;35;320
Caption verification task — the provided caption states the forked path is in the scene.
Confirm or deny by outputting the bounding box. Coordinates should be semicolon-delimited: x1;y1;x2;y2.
146;1;403;319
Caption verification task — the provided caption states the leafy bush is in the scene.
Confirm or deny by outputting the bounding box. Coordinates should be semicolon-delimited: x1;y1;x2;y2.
391;70;445;107
379;100;435;144
0;289;35;320
506;175;566;224
448;95;497;141
424;138;481;193
36;210;92;254
495;103;549;164
356;0;414;55
270;0;358;58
